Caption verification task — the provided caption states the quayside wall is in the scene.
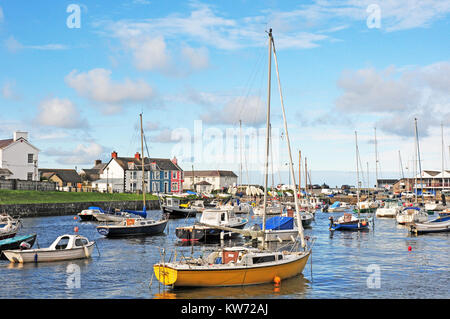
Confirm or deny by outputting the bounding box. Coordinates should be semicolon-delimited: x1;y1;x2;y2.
0;200;161;218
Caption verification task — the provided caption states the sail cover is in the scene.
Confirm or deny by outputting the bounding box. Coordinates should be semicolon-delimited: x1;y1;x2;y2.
330;201;340;208
260;216;294;230
123;209;147;218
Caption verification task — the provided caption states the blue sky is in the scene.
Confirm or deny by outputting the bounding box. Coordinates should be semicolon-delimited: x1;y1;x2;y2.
1;0;449;186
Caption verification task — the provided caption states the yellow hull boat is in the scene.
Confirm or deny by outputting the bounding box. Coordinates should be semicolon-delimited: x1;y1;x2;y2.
153;247;310;287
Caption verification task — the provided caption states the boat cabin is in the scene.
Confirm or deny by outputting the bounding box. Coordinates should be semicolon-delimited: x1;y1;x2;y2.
205;247;284;266
166;197;180;207
49;235;90;250
199;209;239;226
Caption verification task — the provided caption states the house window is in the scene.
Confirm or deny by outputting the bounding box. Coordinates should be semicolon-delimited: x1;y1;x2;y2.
172;182;178;191
27;172;33;181
28;154;33;164
172;171;177;179
164;171;169;179
153;171;159;179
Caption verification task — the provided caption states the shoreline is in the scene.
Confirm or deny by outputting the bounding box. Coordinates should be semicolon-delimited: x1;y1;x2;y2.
0;200;161;218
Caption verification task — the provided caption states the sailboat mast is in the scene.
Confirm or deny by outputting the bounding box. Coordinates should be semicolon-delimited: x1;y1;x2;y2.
140;113;146;212
262;29;273;246
298;150;301;196
239;119;243;187
414;118;424;202
399;150;405;180
374;127;378;190
271;31;306;248
355;131;360;216
305;157;308;198
442;122;444;197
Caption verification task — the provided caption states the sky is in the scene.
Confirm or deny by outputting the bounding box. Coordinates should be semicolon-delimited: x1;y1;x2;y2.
0;0;449;187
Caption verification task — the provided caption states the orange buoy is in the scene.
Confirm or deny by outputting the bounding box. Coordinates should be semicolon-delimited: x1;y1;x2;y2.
273;276;281;285
73;216;77;220
74;226;79;233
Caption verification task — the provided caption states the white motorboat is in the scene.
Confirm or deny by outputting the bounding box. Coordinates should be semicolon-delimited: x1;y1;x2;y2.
2;234;95;263
396;207;428;225
328;201;353;212
424;201;446;212
376;200;402;218
253;201;284;216
0;214;21;240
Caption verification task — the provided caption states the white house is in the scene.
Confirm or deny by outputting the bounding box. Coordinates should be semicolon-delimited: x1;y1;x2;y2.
183;170;238;191
0;131;40;181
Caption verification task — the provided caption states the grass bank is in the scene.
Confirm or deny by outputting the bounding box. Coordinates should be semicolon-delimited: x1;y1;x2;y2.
0;189;158;205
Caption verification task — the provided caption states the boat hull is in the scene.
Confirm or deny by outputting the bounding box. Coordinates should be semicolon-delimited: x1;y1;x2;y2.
153;251;310;287
3;243;94;263
410;220;450;234
97;219;168;238
162;207;197;219
0;234;37;259
330;220;370;231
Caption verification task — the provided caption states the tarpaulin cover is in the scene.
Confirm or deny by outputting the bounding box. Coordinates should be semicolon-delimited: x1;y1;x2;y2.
260;216;294;230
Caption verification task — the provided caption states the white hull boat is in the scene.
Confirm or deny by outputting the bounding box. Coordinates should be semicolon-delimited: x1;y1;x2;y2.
376;200;402;218
396;207;428;225
3;234;95;263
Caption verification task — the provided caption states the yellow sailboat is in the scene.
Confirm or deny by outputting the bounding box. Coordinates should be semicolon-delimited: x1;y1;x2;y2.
154;246;309;287
153;29;312;287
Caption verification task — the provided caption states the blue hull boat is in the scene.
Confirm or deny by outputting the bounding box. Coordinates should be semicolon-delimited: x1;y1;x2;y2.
329;214;370;231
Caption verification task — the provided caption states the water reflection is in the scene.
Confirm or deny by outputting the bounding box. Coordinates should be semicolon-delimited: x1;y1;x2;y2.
152;274;311;299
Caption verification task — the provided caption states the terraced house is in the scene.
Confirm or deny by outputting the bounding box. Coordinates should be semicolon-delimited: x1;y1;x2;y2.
95;151;183;194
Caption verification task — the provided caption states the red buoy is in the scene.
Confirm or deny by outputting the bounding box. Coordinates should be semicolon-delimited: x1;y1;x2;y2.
74;226;79;233
408;246;412;251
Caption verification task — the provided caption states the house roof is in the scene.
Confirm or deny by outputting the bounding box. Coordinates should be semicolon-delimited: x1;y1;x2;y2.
0;139;14;149
39;169;82;183
195;181;212;185
0;168;13;176
184;170;237;178
111;157;182;172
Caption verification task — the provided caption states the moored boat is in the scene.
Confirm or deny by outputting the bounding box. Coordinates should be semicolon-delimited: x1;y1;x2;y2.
2;234;94;263
0;233;37;259
396;206;428;225
97;217;168;238
153;245;310;287
175;209;248;241
329;213;370;231
0;214;21;240
376;199;402;218
161;197;198;219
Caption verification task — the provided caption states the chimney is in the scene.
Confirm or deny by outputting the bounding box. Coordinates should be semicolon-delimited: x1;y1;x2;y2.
13;131;28;141
111;151;118;159
171;156;178;165
95;160;102;166
135;152;140;160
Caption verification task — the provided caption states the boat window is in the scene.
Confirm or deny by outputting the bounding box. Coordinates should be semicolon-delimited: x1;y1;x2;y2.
221;213;226;221
278;254;283;260
55;237;70;250
75;238;88;246
252;255;276;264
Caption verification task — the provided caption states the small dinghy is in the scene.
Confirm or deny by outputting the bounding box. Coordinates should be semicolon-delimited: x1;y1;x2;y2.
409;210;450;234
329;213;370;231
0;214;21;240
0;234;37;259
2;234;95;263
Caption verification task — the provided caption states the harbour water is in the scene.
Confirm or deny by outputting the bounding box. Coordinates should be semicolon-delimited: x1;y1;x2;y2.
1;210;448;299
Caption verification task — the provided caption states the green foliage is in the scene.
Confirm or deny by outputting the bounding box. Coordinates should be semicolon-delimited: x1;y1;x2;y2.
0;189;158;204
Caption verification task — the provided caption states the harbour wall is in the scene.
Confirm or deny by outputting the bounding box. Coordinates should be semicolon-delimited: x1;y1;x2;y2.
0;200;161;218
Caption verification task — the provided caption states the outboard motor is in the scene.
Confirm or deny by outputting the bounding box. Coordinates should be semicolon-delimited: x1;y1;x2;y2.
19;241;31;250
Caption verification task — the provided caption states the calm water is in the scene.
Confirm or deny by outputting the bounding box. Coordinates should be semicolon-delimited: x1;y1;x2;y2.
0;209;449;299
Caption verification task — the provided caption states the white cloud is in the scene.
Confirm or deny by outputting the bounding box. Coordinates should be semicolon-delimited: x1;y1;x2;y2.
46;142;105;165
4;36;68;53
126;36;172;72
181;45;209;70
65;68;155;113
35;98;86;129
1;81;21;100
335;61;450;137
201;95;266;126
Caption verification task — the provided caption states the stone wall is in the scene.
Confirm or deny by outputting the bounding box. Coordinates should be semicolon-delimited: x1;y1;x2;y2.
0;200;160;218
0;179;57;191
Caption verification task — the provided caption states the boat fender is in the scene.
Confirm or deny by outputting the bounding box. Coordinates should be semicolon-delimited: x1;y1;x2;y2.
34;253;38;263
